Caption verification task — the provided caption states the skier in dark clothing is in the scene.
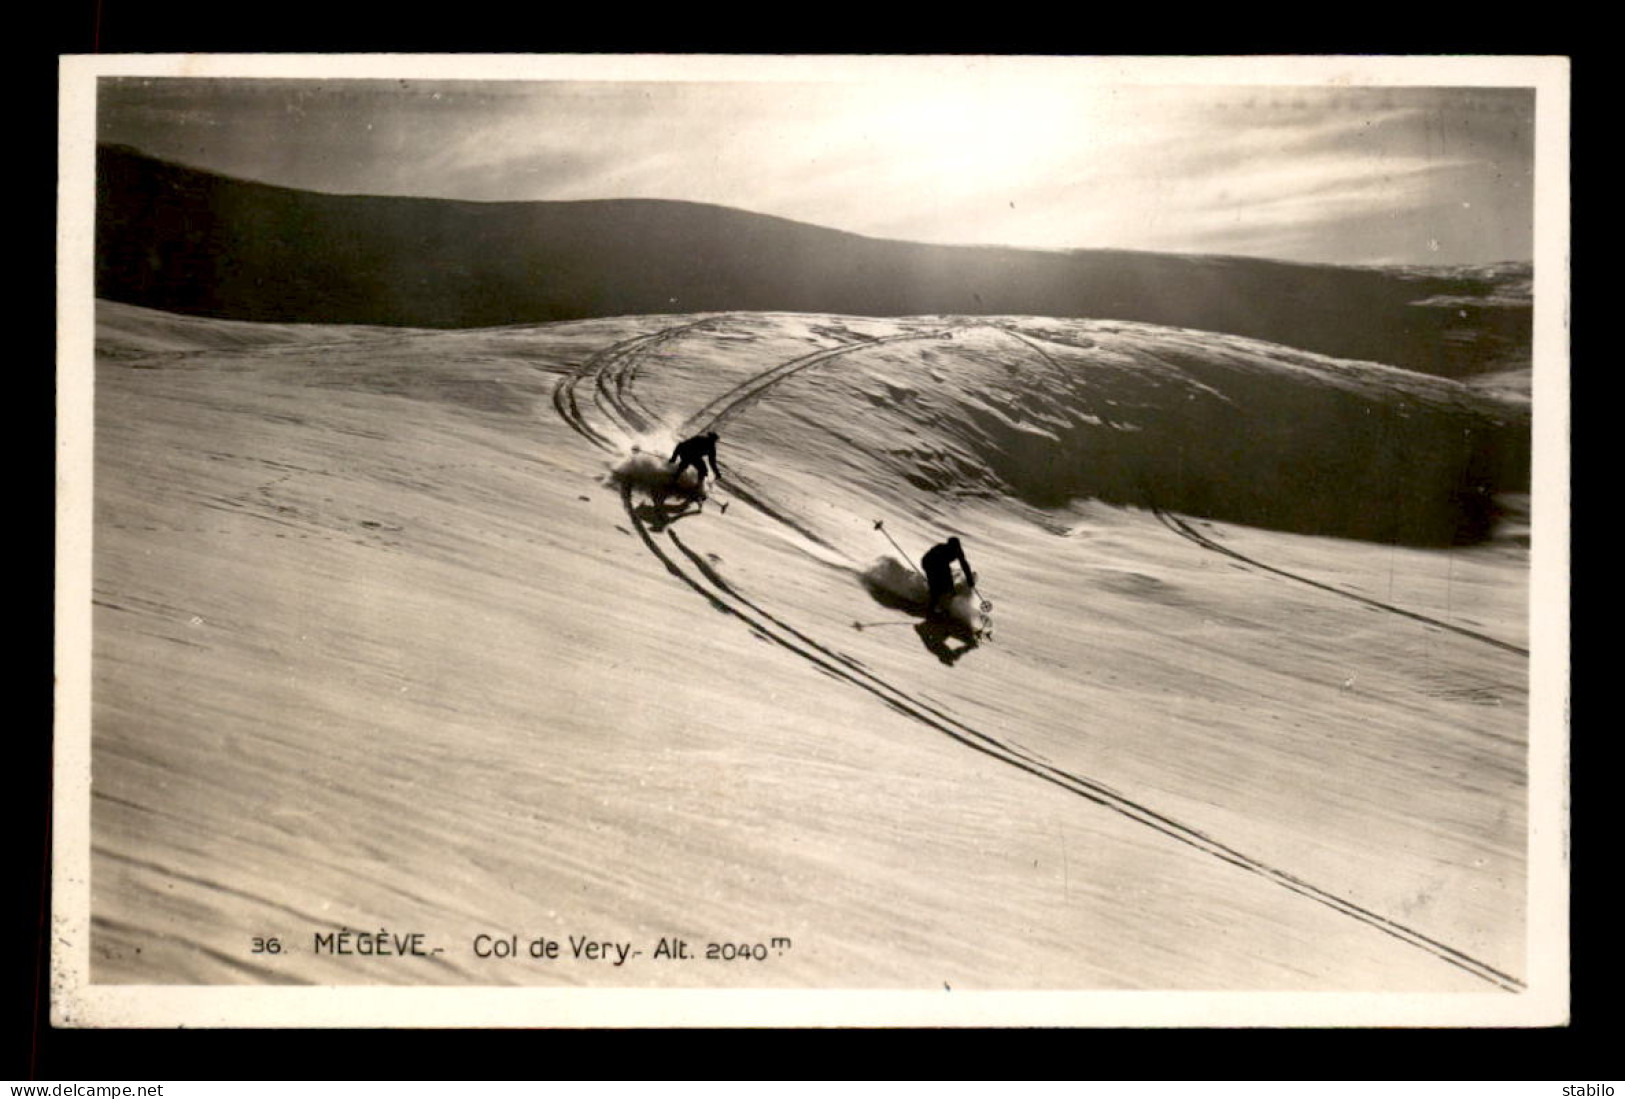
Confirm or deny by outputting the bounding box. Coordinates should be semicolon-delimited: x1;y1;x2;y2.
667;431;721;500
920;536;975;614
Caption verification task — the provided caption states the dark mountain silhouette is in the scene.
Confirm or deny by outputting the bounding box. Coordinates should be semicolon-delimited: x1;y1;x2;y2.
96;144;1530;379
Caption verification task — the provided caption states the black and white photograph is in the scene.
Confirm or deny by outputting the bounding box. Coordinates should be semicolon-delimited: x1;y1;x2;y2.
53;54;1570;1028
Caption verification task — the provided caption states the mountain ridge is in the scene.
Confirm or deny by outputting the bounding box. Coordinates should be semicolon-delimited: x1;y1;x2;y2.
96;144;1531;379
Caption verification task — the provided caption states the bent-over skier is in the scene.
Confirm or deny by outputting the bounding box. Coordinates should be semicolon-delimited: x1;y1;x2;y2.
668;431;721;499
921;536;975;614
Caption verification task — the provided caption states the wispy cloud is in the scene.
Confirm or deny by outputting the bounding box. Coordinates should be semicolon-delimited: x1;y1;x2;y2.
96;77;1535;266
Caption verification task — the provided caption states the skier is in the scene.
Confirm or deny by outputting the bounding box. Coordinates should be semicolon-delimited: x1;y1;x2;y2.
920;536;975;615
667;431;721;501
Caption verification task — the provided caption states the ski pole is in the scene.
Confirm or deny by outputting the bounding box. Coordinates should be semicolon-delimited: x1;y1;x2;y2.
701;473;731;513
852;619;916;631
874;519;924;576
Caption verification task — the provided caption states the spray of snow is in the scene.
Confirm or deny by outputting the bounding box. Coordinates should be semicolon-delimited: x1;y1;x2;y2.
859;555;930;611
857;555;985;635
606;443;703;501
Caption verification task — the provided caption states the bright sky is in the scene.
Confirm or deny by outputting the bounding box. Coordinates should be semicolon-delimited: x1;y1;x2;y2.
97;71;1537;266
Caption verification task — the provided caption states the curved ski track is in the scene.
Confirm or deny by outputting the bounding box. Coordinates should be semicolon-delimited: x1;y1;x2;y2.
547;320;1526;992
1151;508;1529;657
552;319;718;448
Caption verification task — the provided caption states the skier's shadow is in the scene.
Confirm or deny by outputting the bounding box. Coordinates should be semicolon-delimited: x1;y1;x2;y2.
634;496;704;533
859;582;982;666
914;618;980;666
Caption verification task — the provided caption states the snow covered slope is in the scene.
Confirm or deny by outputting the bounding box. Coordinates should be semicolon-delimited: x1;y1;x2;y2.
76;301;1534;1008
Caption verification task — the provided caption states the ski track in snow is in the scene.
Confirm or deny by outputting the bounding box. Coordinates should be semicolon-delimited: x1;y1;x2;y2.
1151;508;1528;656
546;318;1527;993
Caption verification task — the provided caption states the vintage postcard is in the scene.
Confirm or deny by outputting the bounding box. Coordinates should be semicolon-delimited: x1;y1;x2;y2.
54;53;1570;1028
